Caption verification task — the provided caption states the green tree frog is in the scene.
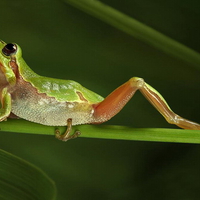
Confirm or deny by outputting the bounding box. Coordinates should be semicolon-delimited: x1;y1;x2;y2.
0;40;200;141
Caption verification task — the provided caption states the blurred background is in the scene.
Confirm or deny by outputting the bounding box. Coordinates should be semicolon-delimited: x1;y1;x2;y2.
0;0;200;199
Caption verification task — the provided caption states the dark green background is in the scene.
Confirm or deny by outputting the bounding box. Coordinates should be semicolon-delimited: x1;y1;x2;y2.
0;0;200;199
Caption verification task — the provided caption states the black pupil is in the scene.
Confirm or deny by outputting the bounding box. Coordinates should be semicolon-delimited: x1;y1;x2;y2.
2;43;17;56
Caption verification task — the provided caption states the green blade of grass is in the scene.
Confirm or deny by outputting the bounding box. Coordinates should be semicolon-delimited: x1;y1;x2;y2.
1;119;200;144
0;148;56;200
64;0;200;69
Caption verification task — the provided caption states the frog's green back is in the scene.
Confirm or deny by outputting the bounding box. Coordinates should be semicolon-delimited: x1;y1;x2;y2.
17;55;104;104
31;76;104;103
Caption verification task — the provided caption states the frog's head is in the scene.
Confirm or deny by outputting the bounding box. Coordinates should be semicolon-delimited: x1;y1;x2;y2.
0;40;37;85
0;40;23;86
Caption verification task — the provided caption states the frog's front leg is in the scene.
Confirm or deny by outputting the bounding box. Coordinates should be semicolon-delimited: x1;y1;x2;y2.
0;88;12;121
55;118;81;141
93;77;200;130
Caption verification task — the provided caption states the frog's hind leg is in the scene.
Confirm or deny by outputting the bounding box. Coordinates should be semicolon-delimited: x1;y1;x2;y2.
92;77;200;130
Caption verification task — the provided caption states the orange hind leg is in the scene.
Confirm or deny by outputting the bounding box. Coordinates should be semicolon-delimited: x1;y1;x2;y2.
92;77;200;130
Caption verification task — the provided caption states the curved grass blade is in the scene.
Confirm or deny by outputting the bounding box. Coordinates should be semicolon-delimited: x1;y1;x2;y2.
64;0;200;69
0;148;56;200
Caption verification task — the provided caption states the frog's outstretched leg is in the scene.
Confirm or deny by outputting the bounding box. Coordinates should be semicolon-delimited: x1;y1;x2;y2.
0;88;11;121
93;77;200;130
55;118;81;141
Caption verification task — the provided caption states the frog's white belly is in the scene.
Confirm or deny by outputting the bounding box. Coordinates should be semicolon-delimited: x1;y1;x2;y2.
11;85;95;126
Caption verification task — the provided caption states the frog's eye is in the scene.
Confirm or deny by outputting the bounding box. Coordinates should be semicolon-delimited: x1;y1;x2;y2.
2;43;17;56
